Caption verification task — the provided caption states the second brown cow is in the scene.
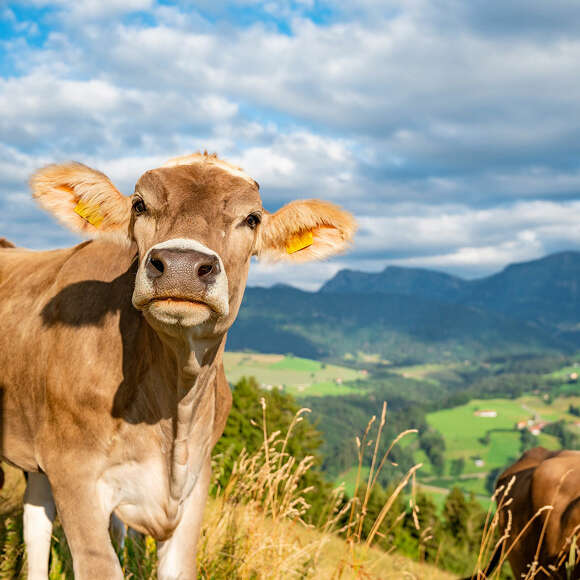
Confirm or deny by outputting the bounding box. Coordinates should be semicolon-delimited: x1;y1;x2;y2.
467;446;580;579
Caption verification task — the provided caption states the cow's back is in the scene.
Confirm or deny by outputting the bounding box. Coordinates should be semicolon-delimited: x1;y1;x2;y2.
496;448;580;579
0;240;138;471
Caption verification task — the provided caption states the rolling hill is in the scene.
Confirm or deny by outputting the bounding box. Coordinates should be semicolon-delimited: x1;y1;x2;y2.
228;251;580;363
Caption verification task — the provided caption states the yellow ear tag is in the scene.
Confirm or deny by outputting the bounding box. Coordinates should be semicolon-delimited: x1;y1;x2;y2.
74;201;104;227
286;230;313;254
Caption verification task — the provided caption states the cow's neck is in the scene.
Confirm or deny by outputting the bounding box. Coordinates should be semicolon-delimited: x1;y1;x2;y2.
154;327;225;515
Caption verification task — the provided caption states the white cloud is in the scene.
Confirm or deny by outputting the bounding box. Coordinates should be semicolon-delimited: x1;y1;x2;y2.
351;200;580;279
3;1;580;288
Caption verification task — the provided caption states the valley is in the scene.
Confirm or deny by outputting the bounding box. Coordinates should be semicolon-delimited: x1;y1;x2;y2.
225;350;580;509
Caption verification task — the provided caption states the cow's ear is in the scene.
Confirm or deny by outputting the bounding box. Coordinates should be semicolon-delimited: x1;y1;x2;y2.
30;162;131;242
255;199;356;262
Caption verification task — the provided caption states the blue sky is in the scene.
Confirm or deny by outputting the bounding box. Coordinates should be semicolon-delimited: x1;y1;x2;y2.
2;0;580;289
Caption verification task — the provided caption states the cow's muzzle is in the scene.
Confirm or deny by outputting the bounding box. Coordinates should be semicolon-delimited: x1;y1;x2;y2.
146;248;221;290
133;239;230;321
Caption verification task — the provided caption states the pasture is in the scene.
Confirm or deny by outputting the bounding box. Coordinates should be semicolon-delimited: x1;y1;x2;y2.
423;395;576;496
547;363;580;380
389;363;460;382
223;352;368;397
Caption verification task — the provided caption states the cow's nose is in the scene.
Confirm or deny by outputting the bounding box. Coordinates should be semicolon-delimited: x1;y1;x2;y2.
145;249;221;286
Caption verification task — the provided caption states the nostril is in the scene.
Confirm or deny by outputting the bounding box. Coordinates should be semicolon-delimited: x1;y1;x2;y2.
197;264;213;277
150;258;165;274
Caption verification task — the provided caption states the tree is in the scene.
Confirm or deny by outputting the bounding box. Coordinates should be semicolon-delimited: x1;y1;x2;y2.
520;428;538;452
442;487;485;552
419;429;446;476
485;467;502;495
443;487;469;538
402;492;440;562
450;458;465;478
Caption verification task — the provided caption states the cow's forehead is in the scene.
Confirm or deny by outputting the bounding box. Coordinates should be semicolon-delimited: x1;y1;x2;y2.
135;154;262;209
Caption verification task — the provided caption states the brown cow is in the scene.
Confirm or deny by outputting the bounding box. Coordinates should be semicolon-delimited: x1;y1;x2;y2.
0;153;356;579
465;447;580;580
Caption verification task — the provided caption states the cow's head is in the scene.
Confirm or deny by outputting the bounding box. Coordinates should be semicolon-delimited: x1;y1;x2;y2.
31;153;356;336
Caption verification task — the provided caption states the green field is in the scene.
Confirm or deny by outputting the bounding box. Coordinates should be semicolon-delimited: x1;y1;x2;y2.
224;353;580;508
223;352;368;397
422;395;577;499
335;466;370;497
390;363;459;383
547;363;580;380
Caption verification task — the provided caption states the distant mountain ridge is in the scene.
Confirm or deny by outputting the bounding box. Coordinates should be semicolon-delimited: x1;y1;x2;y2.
321;251;580;328
228;251;580;363
320;265;466;302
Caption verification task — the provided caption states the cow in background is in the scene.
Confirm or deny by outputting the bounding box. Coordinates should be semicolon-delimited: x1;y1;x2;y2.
0;153;356;579
464;447;580;579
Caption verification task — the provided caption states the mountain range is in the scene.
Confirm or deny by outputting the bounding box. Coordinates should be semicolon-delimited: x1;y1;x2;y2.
227;251;580;363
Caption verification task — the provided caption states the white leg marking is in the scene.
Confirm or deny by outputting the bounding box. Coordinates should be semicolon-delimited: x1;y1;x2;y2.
157;537;188;580
23;473;56;580
157;460;210;580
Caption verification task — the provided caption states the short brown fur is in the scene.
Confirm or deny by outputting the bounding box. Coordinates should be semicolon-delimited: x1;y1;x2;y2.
1;153;356;579
493;447;580;579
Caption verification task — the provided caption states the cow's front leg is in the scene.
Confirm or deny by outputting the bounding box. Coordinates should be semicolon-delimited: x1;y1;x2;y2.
23;472;56;580
157;459;211;580
50;477;122;580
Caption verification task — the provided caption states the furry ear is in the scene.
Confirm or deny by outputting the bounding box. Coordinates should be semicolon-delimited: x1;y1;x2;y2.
30;162;131;242
256;199;357;262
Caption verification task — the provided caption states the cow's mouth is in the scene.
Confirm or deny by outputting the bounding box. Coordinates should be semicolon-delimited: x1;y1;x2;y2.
144;296;219;317
138;295;221;327
149;297;212;309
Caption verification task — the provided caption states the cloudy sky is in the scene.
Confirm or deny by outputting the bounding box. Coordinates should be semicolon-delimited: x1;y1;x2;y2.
2;1;580;290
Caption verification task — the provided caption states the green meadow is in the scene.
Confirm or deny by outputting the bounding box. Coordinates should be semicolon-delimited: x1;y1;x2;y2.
422;396;577;497
223;352;368;397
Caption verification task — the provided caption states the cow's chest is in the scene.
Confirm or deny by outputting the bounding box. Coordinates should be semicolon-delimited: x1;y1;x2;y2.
98;442;203;540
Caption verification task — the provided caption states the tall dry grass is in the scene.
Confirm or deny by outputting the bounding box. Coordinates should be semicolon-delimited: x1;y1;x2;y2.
197;399;448;579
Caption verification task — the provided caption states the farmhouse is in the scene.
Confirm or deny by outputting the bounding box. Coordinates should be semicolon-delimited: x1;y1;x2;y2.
529;421;549;436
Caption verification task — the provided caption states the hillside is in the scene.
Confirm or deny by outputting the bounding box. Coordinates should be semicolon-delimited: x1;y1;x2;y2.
228;251;580;363
228;286;570;364
322;251;580;329
461;251;580;329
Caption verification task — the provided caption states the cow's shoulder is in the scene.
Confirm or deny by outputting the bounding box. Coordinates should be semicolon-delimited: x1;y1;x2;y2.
494;447;555;508
52;239;136;285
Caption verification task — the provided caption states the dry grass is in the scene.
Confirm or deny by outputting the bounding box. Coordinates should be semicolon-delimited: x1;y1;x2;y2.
197;399;453;579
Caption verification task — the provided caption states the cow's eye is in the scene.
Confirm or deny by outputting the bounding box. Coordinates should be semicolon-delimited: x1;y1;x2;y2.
132;198;147;215
245;213;261;229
